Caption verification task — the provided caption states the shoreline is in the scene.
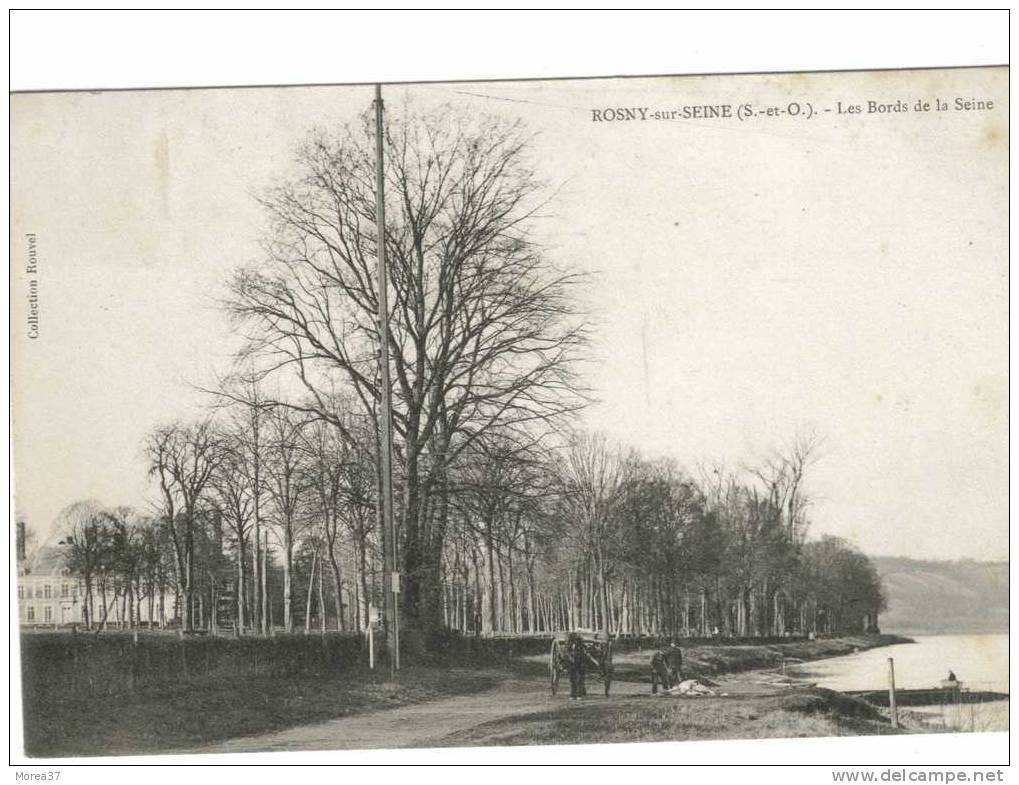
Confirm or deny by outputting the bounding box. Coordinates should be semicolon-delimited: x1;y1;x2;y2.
433;635;919;748
766;634;1008;734
677;632;915;681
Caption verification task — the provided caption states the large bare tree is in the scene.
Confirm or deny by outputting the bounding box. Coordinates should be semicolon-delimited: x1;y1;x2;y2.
226;106;587;635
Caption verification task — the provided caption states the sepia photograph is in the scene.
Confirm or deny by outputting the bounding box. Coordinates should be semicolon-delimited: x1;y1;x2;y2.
7;12;1009;773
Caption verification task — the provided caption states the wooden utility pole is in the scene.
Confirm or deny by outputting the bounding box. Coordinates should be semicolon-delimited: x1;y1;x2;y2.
374;83;399;675
887;657;899;728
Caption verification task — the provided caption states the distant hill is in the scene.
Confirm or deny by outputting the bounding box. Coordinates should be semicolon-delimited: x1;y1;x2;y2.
873;556;1009;635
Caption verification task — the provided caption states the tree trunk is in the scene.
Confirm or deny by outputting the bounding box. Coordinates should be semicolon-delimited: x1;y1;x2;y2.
211;576;218;635
283;525;293;633
506;546;517;634
359;532;370;633
328;533;345;631
573;568;582;630
261;531;269;634
100;582;109;631
305;549;317;634
318;552;327;634
524;535;536;633
180;549;193;633
84;576;93;630
470;545;482;635
485;517;497;633
399;442;425;632
496;547;506;632
253;530;263;634
416;472;451;637
236;537;247;632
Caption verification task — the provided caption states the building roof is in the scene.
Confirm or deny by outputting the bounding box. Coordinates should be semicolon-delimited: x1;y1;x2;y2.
23;544;71;577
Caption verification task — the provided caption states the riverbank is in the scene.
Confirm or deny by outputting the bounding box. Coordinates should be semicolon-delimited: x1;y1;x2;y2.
608;633;914;685
685;633;913;677
783;633;1009;734
449;633;916;748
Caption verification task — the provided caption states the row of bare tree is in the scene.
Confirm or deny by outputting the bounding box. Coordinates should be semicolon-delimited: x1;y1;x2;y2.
56;414;882;641
138;394;382;634
436;430;885;640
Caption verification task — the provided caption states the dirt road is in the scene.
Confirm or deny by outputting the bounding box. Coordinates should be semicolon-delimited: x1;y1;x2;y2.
190;652;794;755
192;673;650;754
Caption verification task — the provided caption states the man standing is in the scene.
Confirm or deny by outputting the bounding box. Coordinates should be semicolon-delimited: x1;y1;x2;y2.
568;632;588;699
651;640;684;694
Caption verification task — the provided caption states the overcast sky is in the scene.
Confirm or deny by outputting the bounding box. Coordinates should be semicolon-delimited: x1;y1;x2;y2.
10;68;1007;560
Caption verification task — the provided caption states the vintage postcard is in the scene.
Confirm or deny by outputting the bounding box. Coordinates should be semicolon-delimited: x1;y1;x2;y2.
10;66;1008;759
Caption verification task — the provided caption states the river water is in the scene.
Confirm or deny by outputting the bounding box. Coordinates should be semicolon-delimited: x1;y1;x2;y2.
790;634;1009;731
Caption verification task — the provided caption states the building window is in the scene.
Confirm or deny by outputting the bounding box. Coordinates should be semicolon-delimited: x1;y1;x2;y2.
44;585;52;599
17;586;23;600
26;606;35;622
61;584;69;598
44;606;52;623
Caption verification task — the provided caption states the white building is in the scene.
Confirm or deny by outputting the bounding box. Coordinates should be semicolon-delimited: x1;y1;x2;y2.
17;542;83;626
17;534;176;628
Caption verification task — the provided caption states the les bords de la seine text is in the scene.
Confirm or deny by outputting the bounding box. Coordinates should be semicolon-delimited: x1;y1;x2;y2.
590;95;995;123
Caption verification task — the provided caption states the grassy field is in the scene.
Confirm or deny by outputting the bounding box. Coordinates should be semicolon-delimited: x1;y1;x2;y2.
24;664;502;757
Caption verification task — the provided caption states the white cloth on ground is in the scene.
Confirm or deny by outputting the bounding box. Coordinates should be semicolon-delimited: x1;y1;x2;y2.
664;679;727;697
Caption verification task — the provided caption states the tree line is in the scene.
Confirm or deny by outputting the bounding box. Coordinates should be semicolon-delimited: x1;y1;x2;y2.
47;104;884;643
53;420;884;640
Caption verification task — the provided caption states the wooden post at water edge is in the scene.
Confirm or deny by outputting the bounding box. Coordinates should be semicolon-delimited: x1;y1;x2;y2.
887;657;899;728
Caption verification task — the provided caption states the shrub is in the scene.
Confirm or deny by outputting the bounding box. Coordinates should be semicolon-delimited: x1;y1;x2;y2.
20;631;367;703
